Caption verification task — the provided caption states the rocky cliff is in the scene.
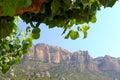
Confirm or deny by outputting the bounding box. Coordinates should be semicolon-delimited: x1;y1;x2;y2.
27;43;71;64
2;43;120;80
24;43;120;73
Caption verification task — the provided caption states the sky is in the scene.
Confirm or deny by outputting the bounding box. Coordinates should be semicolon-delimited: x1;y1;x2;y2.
20;1;120;58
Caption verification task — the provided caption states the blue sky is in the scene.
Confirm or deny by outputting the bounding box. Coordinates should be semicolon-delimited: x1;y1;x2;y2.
20;1;120;58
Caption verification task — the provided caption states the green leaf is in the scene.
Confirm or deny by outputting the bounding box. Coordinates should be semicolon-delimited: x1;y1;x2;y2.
22;38;32;53
18;51;23;57
62;0;71;11
63;0;71;5
90;15;97;23
0;21;15;38
26;26;31;32
32;28;41;34
4;44;10;51
15;37;20;44
0;66;2;70
16;56;20;64
99;0;117;7
31;28;41;39
1;0;32;16
51;0;60;15
4;57;10;63
81;25;90;39
2;64;10;74
1;0;17;16
69;30;79;40
71;19;76;25
107;0;117;7
31;33;40;39
17;0;32;8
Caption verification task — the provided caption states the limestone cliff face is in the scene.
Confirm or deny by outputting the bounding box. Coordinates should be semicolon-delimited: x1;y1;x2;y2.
35;43;51;63
26;43;120;72
28;43;71;64
95;55;120;71
27;44;98;71
70;50;98;72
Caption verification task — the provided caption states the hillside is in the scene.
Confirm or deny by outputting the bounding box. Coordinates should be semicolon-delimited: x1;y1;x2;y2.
0;43;120;80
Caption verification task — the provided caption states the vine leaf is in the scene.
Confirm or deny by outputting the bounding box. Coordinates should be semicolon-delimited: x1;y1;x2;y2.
22;38;32;54
1;0;17;16
17;0;32;8
70;30;79;40
2;64;10;74
31;33;40;39
90;15;97;23
0;20;15;38
4;57;10;63
15;56;21;64
51;0;60;15
0;0;32;16
32;28;41;34
81;25;90;39
65;30;79;40
99;0;117;7
107;0;117;7
62;0;71;11
31;28;41;39
26;26;31;32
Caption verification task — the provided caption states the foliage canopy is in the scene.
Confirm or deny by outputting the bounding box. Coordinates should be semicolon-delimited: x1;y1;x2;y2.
0;0;117;73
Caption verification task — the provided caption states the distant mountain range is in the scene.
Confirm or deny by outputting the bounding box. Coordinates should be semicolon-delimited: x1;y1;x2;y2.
27;43;120;72
1;43;120;80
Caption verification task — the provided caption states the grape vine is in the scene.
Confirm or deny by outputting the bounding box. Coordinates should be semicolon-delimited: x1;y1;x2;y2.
0;0;117;73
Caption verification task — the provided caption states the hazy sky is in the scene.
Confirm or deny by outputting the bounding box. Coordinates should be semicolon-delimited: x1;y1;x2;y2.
20;1;120;58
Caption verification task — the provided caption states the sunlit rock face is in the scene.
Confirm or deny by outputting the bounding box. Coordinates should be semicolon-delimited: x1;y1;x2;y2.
25;43;120;72
70;50;98;72
27;43;71;64
95;55;120;71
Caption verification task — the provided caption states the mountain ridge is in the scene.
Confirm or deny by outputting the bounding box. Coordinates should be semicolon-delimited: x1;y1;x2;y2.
25;43;120;73
34;43;120;58
1;43;119;80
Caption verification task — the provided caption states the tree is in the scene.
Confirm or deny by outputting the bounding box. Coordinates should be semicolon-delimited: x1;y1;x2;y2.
0;0;117;73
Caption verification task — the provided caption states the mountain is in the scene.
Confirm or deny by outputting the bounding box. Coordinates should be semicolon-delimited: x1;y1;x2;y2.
27;43;120;72
1;43;120;80
27;43;71;64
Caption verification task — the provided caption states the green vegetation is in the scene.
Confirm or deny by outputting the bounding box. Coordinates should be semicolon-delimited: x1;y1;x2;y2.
0;0;118;73
0;60;113;80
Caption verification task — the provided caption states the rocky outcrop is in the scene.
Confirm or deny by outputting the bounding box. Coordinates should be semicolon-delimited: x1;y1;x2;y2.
95;55;120;71
24;43;120;72
35;71;50;78
27;43;71;64
70;50;98;72
45;71;51;77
